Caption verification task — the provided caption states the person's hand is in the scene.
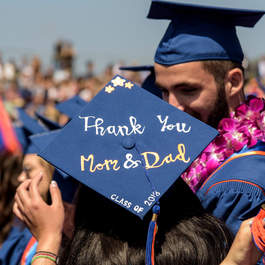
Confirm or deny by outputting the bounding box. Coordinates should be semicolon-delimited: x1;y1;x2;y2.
220;218;263;265
13;173;64;252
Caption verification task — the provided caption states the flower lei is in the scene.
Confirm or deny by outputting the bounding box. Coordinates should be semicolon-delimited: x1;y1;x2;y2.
181;95;265;193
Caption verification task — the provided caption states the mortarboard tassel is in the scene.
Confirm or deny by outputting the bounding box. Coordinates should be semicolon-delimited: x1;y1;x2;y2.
146;203;160;265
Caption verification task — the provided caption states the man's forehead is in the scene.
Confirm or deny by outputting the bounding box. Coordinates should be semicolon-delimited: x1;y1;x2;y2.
154;61;203;74
154;61;208;87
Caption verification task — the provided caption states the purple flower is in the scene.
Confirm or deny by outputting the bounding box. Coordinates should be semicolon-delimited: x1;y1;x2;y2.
257;111;265;141
181;96;265;193
236;98;264;121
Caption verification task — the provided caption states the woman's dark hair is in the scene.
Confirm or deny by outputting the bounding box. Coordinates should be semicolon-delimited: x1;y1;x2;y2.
59;178;233;265
0;152;22;244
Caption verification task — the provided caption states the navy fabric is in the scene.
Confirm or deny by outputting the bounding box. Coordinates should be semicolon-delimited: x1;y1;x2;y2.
56;95;87;119
29;130;68;179
39;75;218;219
120;65;162;98
120;65;154;72
53;169;78;203
197;142;265;235
0;226;32;265
29;130;77;202
13;125;28;154
147;1;265;65
15;108;46;154
17;108;46;135
35;112;61;130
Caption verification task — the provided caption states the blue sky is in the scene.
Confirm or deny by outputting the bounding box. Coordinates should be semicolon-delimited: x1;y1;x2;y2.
1;0;265;74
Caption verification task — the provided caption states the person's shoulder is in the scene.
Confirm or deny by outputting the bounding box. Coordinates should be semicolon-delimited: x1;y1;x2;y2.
0;226;32;265
198;143;265;196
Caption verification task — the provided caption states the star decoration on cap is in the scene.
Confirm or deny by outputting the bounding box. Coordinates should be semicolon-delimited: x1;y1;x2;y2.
125;82;134;89
111;76;126;87
105;85;115;94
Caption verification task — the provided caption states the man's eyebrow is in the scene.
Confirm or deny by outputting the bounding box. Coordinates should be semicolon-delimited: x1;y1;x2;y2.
155;81;202;90
173;82;202;90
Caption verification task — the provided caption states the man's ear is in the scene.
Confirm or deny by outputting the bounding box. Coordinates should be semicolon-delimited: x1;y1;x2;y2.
225;68;245;111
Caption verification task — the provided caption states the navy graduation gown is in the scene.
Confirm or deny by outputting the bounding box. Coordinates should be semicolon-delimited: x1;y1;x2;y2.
197;141;265;235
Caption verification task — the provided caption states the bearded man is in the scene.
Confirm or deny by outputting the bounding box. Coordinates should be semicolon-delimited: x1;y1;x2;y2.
148;0;265;235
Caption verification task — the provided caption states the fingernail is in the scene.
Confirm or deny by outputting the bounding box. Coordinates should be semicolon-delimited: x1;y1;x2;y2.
248;220;253;226
51;180;57;187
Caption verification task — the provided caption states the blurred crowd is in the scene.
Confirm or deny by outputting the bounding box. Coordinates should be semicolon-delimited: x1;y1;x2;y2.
0;40;149;126
0;40;264;127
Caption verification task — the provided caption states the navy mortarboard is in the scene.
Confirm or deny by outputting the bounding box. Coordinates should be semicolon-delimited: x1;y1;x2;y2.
30;130;64;174
30;130;62;157
30;130;78;203
147;0;265;65
17;108;47;135
15;108;47;154
119;65;162;98
35;111;61;130
39;75;218;218
56;95;87;119
39;75;218;264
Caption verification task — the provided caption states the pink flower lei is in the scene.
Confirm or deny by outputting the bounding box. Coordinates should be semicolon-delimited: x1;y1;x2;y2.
181;95;265;193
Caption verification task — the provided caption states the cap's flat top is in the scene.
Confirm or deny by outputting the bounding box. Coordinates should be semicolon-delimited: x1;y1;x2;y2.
39;75;218;219
148;0;265;27
56;95;87;119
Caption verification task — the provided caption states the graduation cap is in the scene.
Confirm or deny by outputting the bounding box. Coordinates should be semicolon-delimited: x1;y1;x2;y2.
30;130;78;203
55;95;87;119
15;108;47;154
39;75;218;217
119;65;162;98
39;75;218;264
35;111;61;131
147;0;265;65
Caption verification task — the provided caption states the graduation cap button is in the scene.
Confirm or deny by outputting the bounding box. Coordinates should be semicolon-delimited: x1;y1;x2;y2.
122;137;135;149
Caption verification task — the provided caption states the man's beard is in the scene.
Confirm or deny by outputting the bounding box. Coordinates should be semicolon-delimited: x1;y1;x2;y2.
187;87;229;129
207;87;229;128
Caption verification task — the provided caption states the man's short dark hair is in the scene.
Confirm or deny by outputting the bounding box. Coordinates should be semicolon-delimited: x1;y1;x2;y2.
202;60;244;90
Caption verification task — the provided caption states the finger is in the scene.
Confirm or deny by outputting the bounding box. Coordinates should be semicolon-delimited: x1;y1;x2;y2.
13;198;35;230
248;219;253;227
29;172;43;201
14;193;25;214
17;180;32;206
15;193;34;224
17;179;31;193
13;201;25;222
50;181;63;208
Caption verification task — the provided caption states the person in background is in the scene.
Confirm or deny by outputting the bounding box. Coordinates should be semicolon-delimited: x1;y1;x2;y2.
13;108;77;265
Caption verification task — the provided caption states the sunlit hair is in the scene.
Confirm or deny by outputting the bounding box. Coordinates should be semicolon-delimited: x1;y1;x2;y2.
0;152;22;244
58;178;233;265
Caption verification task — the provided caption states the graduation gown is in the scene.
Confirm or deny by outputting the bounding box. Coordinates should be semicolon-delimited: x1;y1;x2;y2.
0;226;32;265
197;141;265;235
